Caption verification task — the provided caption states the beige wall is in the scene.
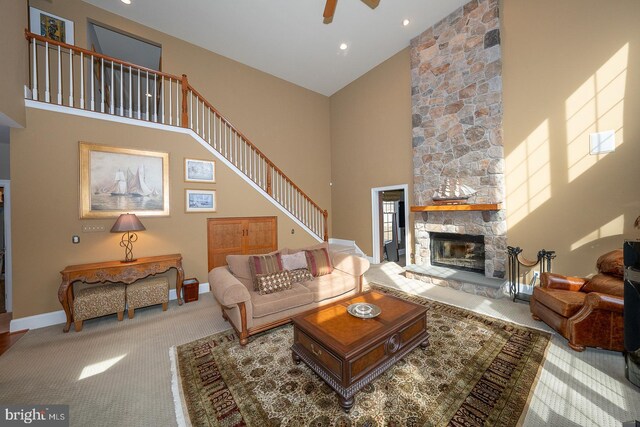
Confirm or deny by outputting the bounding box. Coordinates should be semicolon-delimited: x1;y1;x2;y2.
29;0;331;221
329;49;413;256
502;0;640;275
0;0;27;127
10;108;319;319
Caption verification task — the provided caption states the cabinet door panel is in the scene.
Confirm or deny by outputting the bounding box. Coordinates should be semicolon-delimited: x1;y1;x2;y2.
246;218;278;254
207;219;244;271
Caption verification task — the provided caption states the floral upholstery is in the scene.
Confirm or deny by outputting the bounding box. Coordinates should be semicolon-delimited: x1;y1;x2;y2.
73;283;126;322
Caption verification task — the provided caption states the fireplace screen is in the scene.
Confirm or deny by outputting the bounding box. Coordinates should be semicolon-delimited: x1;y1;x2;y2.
430;232;485;274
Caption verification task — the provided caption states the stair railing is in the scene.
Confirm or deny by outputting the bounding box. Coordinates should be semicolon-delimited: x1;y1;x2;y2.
25;30;328;241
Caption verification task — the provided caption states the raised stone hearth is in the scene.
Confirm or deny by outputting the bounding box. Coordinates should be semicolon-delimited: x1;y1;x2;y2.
410;0;506;281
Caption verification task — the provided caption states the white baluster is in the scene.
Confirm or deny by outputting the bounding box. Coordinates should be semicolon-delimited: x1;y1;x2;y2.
202;100;205;138
176;78;180;127
153;73;157;122
160;76;165;124
68;49;73;106
57;45;61;105
128;66;133;118
208;108;211;144
145;71;149;121
195;95;199;134
79;52;84;108
45;41;50;103
119;64;123;116
189;91;193;130
137;69;141;119
110;61;114;114
168;79;172;125
100;58;105;112
90;55;94;111
31;39;38;100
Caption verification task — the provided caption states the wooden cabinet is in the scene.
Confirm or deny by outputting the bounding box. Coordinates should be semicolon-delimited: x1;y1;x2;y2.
207;216;277;271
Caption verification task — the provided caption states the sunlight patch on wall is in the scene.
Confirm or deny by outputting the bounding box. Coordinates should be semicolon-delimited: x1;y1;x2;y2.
506;120;552;227
565;44;628;182
79;354;127;380
570;215;625;251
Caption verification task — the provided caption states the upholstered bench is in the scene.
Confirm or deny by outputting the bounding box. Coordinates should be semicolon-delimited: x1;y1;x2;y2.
73;283;126;332
126;277;169;319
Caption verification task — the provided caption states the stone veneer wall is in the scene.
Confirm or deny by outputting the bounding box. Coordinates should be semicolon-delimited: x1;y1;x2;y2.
410;0;507;278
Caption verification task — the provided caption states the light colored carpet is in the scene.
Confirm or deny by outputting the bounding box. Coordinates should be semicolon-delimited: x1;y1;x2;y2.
1;265;639;427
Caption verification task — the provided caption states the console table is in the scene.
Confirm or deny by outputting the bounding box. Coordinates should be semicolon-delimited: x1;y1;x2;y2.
59;254;184;333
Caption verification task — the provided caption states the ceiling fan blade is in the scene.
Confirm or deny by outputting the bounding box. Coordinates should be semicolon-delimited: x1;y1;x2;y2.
323;0;338;19
361;0;380;9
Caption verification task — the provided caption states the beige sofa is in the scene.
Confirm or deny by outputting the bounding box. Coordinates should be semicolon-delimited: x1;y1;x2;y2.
208;243;370;345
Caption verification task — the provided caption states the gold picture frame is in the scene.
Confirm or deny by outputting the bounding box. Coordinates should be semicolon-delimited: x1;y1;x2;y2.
79;142;170;218
185;189;216;213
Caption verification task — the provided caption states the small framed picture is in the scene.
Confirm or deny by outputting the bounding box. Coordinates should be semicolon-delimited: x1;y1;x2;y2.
185;189;216;213
185;158;215;183
29;7;75;45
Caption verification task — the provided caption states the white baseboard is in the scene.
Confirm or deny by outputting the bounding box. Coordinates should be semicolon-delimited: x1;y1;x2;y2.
10;282;211;332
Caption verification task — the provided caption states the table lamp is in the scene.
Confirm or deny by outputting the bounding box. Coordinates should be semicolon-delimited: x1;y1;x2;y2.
111;213;146;262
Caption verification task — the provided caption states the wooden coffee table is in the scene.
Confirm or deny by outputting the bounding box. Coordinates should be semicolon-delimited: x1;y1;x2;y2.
291;290;429;412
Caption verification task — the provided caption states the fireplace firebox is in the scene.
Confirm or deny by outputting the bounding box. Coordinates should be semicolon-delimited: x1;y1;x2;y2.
430;232;485;274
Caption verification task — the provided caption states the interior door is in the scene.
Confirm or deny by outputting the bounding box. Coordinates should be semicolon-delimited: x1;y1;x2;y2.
245;217;278;255
207;219;244;272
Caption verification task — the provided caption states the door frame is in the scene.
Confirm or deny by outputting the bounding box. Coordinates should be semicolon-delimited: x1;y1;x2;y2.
0;180;12;312
371;184;409;264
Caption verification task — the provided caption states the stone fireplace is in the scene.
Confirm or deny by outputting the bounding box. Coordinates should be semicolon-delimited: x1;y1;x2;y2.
410;0;507;281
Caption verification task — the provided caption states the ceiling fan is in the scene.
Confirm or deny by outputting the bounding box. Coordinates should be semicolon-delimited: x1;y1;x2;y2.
323;0;381;24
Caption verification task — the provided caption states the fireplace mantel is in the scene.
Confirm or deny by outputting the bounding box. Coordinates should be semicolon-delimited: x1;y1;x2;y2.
410;203;502;212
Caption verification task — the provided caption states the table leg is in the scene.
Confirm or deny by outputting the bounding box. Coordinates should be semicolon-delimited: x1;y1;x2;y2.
420;333;430;350
339;395;354;413
58;279;72;333
292;351;301;365
175;263;185;305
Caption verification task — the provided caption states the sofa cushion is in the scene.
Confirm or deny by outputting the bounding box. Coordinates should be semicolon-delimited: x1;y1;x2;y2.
289;268;313;284
581;273;624;297
249;253;284;289
305;248;333;277
301;269;357;303
282;252;308;271
596;249;624;278
251;283;314;318
226;250;280;281
532;287;587;318
255;271;292;295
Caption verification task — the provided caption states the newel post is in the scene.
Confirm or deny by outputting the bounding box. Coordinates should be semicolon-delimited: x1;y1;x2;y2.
323;210;329;242
266;164;273;196
181;74;189;128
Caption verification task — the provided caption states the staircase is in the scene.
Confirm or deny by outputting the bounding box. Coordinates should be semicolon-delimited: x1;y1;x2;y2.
24;31;328;241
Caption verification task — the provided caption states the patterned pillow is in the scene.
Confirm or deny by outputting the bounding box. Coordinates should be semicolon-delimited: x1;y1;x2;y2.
305;248;333;277
281;252;308;271
289;268;313;284
249;253;283;290
255;271;292;295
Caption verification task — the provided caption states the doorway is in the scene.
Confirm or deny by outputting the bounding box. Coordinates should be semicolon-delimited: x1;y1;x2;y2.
0;180;11;316
371;184;409;266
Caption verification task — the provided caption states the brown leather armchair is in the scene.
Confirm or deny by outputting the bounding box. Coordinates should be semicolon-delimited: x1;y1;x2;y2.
530;249;624;352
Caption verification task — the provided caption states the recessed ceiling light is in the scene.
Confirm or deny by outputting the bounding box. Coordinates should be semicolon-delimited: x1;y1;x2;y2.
339;43;348;50
121;0;131;4
403;19;410;26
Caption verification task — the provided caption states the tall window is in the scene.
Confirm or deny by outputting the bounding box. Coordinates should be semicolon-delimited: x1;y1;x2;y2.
382;201;396;242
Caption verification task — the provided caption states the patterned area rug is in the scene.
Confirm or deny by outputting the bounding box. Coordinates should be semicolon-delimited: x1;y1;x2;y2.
171;285;551;426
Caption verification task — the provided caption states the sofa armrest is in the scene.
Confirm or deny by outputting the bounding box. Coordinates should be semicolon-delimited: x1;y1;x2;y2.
208;266;251;307
332;253;370;277
582;292;624;314
540;272;586;291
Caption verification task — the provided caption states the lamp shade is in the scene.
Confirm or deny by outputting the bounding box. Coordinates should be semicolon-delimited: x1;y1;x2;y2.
110;213;146;233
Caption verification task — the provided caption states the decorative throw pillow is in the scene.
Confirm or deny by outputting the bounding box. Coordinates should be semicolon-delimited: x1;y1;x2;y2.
249;253;283;290
288;268;313;284
581;273;624;297
281;252;309;271
305;248;333;277
596;249;623;278
255;271;292;295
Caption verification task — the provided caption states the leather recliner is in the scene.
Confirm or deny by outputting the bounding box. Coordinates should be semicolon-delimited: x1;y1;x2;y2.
530;249;624;352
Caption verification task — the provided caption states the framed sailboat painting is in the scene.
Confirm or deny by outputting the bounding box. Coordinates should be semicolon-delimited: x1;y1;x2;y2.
79;142;170;218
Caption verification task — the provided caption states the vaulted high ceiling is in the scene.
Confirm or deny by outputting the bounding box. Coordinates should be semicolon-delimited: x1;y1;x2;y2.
82;0;469;96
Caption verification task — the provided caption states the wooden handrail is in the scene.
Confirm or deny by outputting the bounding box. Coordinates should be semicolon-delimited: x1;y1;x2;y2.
25;30;328;239
188;83;324;212
25;31;181;81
